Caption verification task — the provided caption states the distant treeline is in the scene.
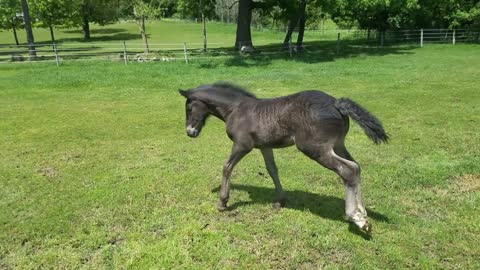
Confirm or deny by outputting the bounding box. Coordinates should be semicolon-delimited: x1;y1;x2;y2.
2;0;479;51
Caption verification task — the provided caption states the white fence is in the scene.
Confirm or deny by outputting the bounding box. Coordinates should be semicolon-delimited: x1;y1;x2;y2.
1;29;478;65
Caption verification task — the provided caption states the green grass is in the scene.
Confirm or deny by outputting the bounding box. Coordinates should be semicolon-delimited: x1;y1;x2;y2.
0;39;479;269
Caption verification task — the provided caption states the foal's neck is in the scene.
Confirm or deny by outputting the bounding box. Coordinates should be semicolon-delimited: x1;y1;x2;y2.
209;96;255;122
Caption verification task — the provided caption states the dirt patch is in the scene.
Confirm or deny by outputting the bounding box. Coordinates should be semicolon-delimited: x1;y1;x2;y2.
37;167;57;178
452;174;480;193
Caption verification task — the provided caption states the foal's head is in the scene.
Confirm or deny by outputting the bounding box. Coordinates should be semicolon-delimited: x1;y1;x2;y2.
179;82;256;138
178;89;210;138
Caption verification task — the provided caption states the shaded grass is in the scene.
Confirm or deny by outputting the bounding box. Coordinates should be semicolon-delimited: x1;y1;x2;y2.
0;44;479;269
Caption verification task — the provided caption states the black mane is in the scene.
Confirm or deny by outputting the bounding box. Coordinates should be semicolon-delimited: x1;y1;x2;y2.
190;82;257;99
211;82;257;98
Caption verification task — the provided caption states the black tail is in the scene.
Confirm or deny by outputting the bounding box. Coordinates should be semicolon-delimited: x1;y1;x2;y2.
335;98;389;144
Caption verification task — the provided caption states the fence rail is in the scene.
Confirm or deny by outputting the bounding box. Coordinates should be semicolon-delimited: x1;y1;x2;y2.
1;29;478;65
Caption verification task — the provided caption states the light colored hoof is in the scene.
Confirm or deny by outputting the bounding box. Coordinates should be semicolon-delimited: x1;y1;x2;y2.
362;221;372;234
272;201;283;209
347;212;371;234
273;194;287;209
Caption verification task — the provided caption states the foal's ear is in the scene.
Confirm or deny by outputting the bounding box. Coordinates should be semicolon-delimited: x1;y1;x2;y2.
178;89;189;98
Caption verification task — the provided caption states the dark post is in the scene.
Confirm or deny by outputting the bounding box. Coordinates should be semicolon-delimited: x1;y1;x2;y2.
289;38;293;58
336;32;341;54
202;12;207;52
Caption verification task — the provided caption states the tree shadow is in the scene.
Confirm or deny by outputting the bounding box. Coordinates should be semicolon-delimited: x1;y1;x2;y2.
212;184;390;240
207;40;417;67
62;28;127;35
54;33;141;43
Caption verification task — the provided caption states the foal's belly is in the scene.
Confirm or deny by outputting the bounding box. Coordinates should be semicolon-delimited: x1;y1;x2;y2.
253;135;295;149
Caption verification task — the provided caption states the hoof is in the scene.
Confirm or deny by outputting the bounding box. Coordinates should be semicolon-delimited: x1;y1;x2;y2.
272;201;283;209
362;221;372;234
345;212;371;234
272;198;286;209
217;201;227;212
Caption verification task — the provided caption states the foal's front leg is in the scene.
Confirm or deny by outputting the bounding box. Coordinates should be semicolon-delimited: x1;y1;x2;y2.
217;143;251;211
260;148;287;208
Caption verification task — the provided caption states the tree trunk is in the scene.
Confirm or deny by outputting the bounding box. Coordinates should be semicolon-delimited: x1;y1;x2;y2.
13;28;19;46
296;0;306;50
20;0;36;60
283;17;297;48
235;0;253;50
49;26;55;43
82;14;90;40
139;16;149;53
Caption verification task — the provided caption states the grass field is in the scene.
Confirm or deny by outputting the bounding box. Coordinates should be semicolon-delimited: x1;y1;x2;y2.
0;32;479;269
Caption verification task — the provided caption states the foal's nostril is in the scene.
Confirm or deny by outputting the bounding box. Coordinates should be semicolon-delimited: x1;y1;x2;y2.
186;126;199;137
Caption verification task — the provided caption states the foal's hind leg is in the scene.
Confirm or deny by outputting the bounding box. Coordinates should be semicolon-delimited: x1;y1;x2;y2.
334;145;367;217
298;143;370;233
330;150;370;233
260;148;287;208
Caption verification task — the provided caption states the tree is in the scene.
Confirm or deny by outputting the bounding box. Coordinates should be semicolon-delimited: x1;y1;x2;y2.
281;0;307;49
31;0;77;43
20;0;36;59
295;0;306;48
414;0;480;28
177;0;216;51
0;0;23;45
215;0;239;23
235;0;272;50
177;0;216;19
77;0;121;40
132;0;160;53
329;0;418;31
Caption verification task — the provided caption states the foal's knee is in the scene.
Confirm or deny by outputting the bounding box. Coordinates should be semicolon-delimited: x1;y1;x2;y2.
222;162;233;175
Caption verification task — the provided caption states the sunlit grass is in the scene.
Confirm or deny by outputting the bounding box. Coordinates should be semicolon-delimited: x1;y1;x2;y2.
0;42;479;269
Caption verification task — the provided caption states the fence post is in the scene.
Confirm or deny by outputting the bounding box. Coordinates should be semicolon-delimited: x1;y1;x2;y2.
380;31;385;46
183;42;189;63
420;29;424;47
336;32;341;54
453;29;456;45
289;38;293;58
202;13;207;52
123;41;127;65
53;43;59;67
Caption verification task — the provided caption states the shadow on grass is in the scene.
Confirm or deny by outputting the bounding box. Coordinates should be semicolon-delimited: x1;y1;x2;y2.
55;33;141;43
212;183;389;240
62;28;127;35
214;40;417;68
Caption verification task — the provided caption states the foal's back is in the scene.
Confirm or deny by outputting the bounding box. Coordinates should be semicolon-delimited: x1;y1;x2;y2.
229;90;346;148
249;90;343;123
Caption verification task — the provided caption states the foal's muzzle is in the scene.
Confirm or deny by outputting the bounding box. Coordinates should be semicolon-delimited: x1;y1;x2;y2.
186;125;199;138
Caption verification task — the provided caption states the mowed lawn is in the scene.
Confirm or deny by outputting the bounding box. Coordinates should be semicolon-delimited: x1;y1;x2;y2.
0;44;479;269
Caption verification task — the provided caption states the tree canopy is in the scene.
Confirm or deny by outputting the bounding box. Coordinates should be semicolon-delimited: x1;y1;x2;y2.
2;0;479;47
